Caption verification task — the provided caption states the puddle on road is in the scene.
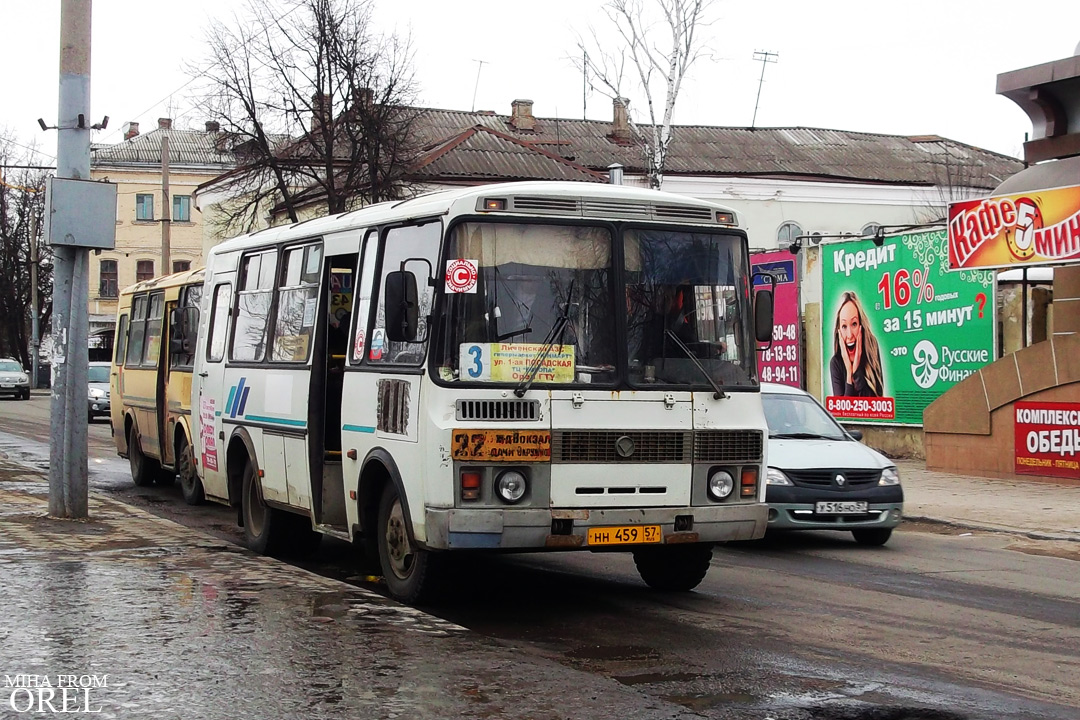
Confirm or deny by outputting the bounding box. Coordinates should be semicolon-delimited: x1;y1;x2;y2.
660;690;760;711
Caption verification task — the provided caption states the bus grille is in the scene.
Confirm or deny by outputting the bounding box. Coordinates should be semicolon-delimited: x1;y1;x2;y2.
456;399;540;421
552;431;692;463
693;430;763;463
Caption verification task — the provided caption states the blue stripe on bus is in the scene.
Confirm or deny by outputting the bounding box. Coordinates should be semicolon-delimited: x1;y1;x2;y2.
224;386;236;416
244;415;307;428
232;378;247;417
342;424;376;434
238;386;250;416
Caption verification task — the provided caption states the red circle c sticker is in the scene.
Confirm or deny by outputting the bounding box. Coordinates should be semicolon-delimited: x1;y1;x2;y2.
445;259;478;293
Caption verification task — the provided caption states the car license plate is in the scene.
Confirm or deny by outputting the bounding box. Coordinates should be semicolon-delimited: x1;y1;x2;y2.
587;525;662;546
0;384;12;389
815;501;868;515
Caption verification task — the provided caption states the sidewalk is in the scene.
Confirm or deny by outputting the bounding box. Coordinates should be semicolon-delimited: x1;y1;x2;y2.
896;459;1080;541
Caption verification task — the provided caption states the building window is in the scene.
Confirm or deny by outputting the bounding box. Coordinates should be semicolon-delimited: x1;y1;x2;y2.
173;260;191;273
136;260;155;283
99;259;118;298
777;222;803;246
173;194;191;222
136;194;154;221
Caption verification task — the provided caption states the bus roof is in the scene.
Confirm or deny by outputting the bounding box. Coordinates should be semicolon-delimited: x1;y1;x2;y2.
206;181;744;259
119;266;206;297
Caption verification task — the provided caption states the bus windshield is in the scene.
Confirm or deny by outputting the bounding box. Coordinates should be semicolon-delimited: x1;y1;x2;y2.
437;222;617;385
624;229;755;389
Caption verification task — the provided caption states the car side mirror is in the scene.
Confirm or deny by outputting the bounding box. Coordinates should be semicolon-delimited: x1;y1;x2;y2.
848;429;863;441
384;270;419;343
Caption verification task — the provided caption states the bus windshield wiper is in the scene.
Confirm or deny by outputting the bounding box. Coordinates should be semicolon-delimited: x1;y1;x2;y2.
664;329;727;400
515;281;573;398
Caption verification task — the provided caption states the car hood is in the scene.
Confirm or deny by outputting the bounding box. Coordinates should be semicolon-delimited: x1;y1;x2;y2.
768;437;892;471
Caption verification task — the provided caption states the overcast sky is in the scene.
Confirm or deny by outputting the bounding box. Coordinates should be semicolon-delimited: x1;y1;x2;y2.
3;0;1079;162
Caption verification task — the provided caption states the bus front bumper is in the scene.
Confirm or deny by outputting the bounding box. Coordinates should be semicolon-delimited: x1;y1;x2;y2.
423;504;767;550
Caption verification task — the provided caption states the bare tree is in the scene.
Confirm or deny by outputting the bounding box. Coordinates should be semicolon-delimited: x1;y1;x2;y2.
0;132;52;368
190;0;423;235
577;0;715;189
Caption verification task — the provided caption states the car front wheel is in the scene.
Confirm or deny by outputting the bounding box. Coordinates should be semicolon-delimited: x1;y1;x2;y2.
852;528;892;546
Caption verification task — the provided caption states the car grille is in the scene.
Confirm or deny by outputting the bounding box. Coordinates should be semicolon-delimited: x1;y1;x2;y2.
784;469;881;488
550;430;763;464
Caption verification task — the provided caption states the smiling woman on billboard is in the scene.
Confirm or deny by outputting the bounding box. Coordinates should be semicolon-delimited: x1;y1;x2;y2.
830;291;885;397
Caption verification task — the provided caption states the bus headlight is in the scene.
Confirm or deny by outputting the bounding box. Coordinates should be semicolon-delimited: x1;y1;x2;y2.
707;469;734;500
494;470;527;504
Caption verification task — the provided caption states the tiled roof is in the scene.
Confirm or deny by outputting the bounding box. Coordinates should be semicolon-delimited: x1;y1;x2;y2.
413;109;1024;189
91;128;236;169
413;125;605;183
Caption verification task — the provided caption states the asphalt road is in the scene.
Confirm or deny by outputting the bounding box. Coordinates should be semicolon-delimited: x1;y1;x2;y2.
3;392;1078;720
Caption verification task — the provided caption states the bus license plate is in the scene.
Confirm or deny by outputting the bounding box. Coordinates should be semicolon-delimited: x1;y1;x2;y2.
815;501;868;515
587;525;662;546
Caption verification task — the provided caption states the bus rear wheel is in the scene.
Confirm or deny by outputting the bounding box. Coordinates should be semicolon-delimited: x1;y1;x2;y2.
377;484;438;604
127;425;159;487
633;544;714;592
176;433;204;505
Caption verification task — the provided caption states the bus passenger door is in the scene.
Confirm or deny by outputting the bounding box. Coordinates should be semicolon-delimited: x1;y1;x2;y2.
192;278;232;502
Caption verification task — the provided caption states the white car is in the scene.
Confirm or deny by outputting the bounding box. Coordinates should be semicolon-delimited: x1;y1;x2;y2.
0;358;30;400
761;382;903;546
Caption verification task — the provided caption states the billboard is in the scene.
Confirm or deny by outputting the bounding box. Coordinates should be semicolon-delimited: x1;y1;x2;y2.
947;183;1080;270
1014;402;1080;480
821;230;995;425
751;251;801;388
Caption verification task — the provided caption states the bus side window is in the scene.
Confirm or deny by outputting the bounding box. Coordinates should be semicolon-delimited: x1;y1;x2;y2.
125;296;148;366
207;284;232;363
369;222;440;365
114;314;129;366
143;293;165;367
271;242;321;362
350;230;378;364
231;250;277;362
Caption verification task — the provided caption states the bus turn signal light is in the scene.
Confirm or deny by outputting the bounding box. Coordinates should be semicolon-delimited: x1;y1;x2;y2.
741;467;758;498
483;198;507;211
461;471;482;501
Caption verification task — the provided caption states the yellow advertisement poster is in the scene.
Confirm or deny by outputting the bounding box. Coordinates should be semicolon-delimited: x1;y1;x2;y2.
458;342;575;383
948;184;1080;269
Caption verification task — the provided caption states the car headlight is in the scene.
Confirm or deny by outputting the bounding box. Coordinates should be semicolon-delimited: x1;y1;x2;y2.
766;468;792;486
879;467;900;486
494;470;527;504
707;469;735;500
18;374;29;385
89;388;106;399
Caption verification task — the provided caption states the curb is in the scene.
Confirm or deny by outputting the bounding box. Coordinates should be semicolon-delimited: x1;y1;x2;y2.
904;515;1080;543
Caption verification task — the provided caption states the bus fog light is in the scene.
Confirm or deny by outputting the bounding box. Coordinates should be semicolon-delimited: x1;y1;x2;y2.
707;470;734;500
495;470;527;504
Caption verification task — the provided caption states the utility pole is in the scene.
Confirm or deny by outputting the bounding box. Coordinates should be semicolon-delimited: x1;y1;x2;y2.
161;132;170;274
49;0;93;518
751;50;778;129
30;211;40;390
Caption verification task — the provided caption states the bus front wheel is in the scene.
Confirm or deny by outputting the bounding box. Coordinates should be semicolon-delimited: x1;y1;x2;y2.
176;433;204;505
633;544;713;592
242;461;284;555
128;425;159;487
377;484;438;604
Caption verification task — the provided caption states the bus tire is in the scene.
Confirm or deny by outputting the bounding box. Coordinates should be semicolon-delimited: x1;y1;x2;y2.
633;544;713;592
176;433;204;505
242;461;285;556
377;484;438;604
128;424;159;487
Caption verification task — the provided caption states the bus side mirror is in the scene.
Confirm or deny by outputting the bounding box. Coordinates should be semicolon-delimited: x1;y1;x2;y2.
754;289;774;343
385;271;419;342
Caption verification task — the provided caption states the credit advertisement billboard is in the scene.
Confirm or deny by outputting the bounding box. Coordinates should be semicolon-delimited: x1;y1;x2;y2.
751;251;801;388
1014;402;1080;479
948;183;1080;270
821;230;995;425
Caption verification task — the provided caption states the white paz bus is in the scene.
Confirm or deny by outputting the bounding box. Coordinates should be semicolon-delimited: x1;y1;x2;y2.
190;181;775;603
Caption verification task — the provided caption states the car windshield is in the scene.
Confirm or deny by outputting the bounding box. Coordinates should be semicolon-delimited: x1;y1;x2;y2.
88;366;110;383
436;222;617;385
763;392;847;441
624;229;755;389
0;361;22;372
